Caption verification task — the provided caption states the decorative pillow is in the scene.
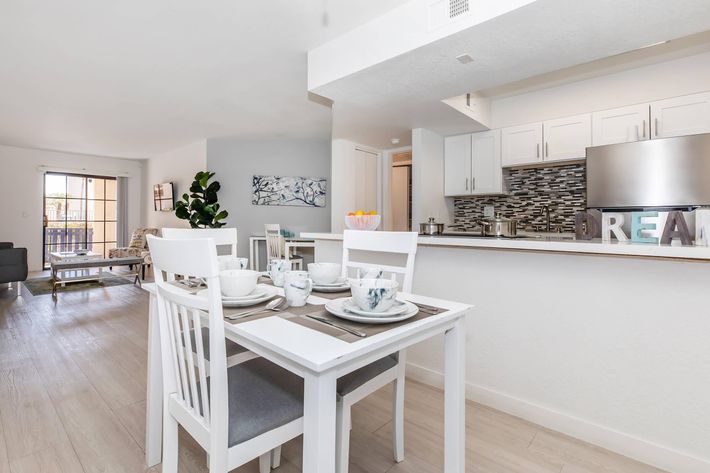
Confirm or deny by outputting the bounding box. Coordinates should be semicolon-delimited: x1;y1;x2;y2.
129;232;146;249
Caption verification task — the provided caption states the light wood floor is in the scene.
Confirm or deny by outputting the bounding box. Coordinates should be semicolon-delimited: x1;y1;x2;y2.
0;276;666;473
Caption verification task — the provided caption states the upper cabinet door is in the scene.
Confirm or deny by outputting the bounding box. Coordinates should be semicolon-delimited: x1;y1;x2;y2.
501;123;542;167
651;91;710;139
592;104;650;146
543;114;592;162
471;129;502;195
444;134;472;196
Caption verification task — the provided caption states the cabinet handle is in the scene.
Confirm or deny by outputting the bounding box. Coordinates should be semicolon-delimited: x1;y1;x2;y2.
642;120;646;138
471;177;475;190
635;125;640;141
654;118;659;137
536;143;540;158
465;177;468;190
545;142;549;157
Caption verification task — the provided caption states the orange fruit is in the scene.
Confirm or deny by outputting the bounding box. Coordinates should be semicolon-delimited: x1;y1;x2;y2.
368;210;378;215
347;212;355;216
355;210;365;216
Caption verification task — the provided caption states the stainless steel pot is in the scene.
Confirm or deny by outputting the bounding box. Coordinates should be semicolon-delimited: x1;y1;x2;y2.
481;213;518;237
419;217;445;235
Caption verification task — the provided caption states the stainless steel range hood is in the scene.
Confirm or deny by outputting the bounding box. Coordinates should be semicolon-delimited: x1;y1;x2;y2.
586;133;710;210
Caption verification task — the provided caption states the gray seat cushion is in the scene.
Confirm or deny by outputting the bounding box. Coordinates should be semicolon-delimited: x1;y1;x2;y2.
200;358;304;447
190;327;248;361
337;354;399;396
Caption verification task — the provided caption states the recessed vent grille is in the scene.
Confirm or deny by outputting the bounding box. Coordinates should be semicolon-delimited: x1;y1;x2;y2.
428;0;471;30
449;0;469;18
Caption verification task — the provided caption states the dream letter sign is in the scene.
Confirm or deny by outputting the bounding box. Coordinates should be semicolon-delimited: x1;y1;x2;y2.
602;213;628;242
660;211;692;245
631;211;659;244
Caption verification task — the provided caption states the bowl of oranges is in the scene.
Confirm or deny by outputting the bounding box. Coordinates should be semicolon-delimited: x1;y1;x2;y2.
345;210;381;231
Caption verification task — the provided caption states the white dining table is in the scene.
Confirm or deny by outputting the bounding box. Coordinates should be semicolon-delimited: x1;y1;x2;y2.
248;235;316;271
143;283;472;472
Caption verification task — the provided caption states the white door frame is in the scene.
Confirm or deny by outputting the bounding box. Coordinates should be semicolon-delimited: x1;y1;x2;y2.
381;146;412;231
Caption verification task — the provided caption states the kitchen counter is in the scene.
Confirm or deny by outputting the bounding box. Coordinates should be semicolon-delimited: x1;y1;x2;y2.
304;230;710;472
301;232;710;261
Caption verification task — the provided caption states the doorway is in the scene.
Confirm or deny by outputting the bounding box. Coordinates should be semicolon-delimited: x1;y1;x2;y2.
43;172;118;268
390;151;412;231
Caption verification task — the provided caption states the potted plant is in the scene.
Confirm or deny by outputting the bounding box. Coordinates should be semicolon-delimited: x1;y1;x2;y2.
175;171;229;228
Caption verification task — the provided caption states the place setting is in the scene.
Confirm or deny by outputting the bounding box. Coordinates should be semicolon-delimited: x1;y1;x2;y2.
308;262;351;294
324;277;419;324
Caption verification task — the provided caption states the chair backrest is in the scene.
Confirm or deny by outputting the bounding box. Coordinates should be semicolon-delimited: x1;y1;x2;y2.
264;224;283;260
162;227;238;257
341;230;419;292
147;235;229;447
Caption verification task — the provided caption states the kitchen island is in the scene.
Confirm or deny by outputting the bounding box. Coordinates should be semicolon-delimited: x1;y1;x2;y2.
302;232;710;473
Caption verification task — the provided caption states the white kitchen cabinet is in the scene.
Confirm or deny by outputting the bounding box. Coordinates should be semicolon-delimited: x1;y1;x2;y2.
444;133;472;196
471;129;502;195
542;114;591;162
501;123;542;167
444;130;503;196
592;104;650;145
650;91;710;139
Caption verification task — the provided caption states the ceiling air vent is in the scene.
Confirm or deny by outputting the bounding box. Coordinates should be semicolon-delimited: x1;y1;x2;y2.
449;0;469;18
428;0;471;30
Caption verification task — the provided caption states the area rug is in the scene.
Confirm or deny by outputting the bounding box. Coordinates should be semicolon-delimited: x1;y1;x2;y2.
23;273;134;296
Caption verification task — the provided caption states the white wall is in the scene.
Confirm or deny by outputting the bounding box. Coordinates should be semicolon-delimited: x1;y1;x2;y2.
207;138;331;258
491;51;710;128
0;144;143;271
331;139;382;233
144;140;207;230
411;128;453;226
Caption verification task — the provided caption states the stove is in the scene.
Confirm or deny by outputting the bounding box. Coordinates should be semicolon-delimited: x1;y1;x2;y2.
428;231;530;239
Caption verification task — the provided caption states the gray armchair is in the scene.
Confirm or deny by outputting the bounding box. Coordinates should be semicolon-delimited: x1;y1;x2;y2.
0;242;28;294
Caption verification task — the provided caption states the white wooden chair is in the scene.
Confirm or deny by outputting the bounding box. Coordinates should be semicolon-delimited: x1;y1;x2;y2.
264;224;303;270
336;229;419;473
147;235;303;473
160;227;255;371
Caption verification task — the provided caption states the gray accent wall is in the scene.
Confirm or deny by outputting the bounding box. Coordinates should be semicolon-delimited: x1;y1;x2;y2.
207;138;331;259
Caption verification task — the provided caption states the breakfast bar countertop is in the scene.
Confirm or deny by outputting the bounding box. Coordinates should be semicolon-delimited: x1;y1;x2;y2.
301;232;710;261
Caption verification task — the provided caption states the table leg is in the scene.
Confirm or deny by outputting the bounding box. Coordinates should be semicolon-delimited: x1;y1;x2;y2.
249;238;258;271
444;317;466;473
98;266;103;283
303;371;337;473
284;242;292;262
145;293;163;467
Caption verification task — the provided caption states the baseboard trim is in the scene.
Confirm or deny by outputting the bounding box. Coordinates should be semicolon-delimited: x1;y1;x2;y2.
406;362;709;473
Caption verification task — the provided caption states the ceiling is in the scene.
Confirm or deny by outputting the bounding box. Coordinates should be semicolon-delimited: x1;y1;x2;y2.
0;0;408;158
314;0;710;149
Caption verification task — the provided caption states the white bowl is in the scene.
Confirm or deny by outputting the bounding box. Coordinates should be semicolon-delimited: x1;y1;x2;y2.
344;214;381;231
308;262;342;285
219;270;260;297
348;278;399;313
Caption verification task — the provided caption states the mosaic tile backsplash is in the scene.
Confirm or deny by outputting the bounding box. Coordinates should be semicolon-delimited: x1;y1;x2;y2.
452;163;586;233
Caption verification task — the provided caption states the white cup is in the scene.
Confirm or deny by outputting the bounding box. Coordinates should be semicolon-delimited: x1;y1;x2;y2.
308;262;342;285
218;256;249;271
284;271;312;307
349;277;398;312
219;269;260;297
359;267;385;279
268;259;292;287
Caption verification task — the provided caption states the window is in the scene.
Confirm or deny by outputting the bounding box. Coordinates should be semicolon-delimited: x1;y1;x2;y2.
43;172;118;267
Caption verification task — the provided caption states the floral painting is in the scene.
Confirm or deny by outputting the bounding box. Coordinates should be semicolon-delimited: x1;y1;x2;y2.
251;175;327;207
